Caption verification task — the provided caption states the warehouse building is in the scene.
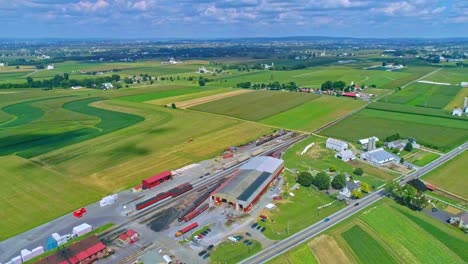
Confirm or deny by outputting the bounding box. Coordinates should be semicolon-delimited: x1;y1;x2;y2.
360;148;395;166
211;156;284;212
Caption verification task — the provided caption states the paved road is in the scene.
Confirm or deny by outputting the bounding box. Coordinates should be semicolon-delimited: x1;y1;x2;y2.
240;142;467;264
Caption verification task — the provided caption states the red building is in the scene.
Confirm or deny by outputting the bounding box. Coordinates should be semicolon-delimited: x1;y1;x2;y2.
35;235;108;264
142;171;172;189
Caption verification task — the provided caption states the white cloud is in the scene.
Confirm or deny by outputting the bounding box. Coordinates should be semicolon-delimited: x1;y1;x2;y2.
72;0;109;12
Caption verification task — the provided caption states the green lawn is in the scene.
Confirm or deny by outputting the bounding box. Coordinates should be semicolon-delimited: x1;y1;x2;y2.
341;225;397;264
209;240;262;264
405;150;440;167
321;109;468;151
261;96;365;132
191;90;319;121
423;151;468;199
0;155;103;241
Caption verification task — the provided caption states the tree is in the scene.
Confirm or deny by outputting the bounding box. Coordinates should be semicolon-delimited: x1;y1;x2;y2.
332;80;346;90
331;174;346;190
312;172;331;190
361;182;371;193
297;172;314;187
198;78;206;86
321;80;333;91
404;142;413;152
171;103;177;109
384;180;400;196
400;157;405;164
64;73;69;80
351;189;362;199
354;167;364;176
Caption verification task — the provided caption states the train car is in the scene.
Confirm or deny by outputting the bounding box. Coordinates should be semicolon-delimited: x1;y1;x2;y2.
175;222;199;237
183;203;209;222
169;182;193;198
142;171;172;190
135;191;171;210
178;183;221;221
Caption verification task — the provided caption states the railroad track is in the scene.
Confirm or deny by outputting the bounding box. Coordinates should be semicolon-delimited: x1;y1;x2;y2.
99;133;308;240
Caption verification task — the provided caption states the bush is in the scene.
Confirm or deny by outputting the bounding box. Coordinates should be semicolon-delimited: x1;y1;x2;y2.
354;168;364;176
297;172;313;187
404;142;413;151
171;103;177;109
361;182;371;193
351;189;362;199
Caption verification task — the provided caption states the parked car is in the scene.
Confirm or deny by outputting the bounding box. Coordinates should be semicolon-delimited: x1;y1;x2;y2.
198;234;204;238
207;244;214;251
260;227;266;232
251;223;258;228
431;207;438;212
206;228;212;232
247;241;253;246
202;230;208;236
202;253;210;260
228;236;237;242
234;235;244;241
198;250;207;257
245;232;252;237
243;239;249;244
256;225;262;230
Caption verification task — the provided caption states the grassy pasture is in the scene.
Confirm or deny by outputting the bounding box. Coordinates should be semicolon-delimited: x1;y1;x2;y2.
117;86;203;102
34;100;271;191
321;109;468;151
147;87;234;106
209;240;262;264
444;87;468;110
367;102;466;119
0;155;102;241
260;96;365;132
423;151;468;199
424;67;468;84
382;82;461;108
404;150;440;167
191;90;319;121
341;225;397;264
267;244;318;264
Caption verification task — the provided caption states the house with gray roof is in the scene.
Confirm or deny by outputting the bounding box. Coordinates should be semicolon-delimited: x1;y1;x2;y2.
339;180;361;198
360;148;395;166
449;212;468;229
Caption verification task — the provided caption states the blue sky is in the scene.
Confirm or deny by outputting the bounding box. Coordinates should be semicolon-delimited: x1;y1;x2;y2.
0;0;466;39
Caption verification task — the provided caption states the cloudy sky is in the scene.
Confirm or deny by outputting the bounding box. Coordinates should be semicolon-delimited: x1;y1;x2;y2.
0;0;466;39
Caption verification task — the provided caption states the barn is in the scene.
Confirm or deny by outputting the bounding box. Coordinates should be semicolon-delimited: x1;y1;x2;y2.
211;156;284;212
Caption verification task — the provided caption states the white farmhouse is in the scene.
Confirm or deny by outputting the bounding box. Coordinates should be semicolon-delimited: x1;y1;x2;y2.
326;138;348;152
46;64;54;70
102;82;113;90
452;108;463;116
335;150;355;161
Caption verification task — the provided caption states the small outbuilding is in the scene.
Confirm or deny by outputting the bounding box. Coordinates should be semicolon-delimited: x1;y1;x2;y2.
452;108;463;116
335;149;355;161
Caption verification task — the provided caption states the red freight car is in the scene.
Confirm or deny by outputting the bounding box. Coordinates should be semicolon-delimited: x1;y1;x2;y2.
183;203;209;222
175;222;198;237
142;171;172;190
135;191;172;210
170;182;193;198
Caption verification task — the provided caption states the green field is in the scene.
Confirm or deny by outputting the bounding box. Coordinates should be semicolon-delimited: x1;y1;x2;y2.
191;90;319;121
424;67;468;85
381;82;461;109
404;150;440;167
423;151;468;198
267;244;318;264
270;198;468;264
261;96;365;132
0;156;102;240
367;101;466;119
321;109;468;151
118;86;203;102
209;240;262;264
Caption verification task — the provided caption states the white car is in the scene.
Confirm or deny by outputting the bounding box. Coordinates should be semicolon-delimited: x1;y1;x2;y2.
228;236;237;242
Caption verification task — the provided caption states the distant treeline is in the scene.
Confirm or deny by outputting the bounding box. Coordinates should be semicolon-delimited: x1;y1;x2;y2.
236;81;298;91
0;74;121;89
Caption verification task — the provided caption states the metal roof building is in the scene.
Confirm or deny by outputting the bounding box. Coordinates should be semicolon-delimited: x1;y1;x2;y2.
361;148;395;165
211;156;284;212
326;138;348;152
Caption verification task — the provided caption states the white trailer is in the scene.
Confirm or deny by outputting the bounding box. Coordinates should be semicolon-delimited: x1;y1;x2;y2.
99;194;118;207
72;223;92;237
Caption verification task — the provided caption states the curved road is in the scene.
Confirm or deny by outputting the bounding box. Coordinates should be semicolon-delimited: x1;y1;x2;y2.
241;142;467;264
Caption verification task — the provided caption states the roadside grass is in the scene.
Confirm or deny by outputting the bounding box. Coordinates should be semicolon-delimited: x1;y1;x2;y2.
321;109;468;151
179;224;212;245
190;90;319;121
341;225;397;264
23;223;114;264
260;96;365;132
404;149;439;167
426;192;468;211
267;244;317;264
34;100;271;191
0;155;103;241
422;151;468;199
209;239;262;264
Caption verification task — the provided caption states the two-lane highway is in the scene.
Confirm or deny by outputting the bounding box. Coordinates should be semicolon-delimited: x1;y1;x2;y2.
241;142;467;264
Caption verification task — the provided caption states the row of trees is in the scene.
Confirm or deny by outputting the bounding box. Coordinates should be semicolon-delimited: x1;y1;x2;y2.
384;181;428;210
0;74;121;89
235;81;299;91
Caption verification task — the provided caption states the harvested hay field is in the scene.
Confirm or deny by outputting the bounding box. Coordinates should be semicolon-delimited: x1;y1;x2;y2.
168;89;253;109
308;235;350;264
